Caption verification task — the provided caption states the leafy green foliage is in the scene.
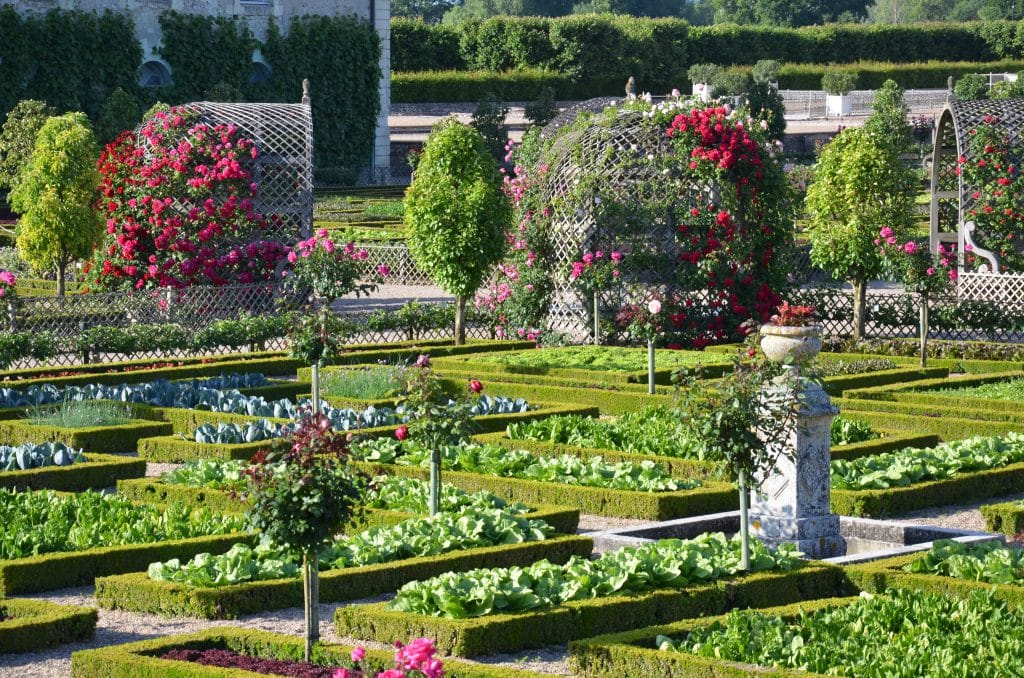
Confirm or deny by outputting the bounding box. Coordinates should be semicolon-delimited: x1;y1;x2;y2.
94;87;141;145
321;365;405;400
157;12;257;102
816;358;898;376
192;420;284;445
0;489;243;560
934;377;1024;401
821;71;858;94
477;345;713;371
508;407;705;460
148;507;551;587
745;80;786;142
9;112;101;296
470;93;511;160
955;73;989;100
405;118;510;342
0;99;55;191
524;87;559;128
831;432;1024;490
830;416;878;446
26;400;133;428
390;532;798;619
864;79;912;154
353;439;694;492
906;538;1024;584
364;476;528;515
0;442;85;471
659;588;1024;678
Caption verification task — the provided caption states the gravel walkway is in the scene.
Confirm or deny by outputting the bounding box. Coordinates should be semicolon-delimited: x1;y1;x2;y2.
891;490;1024;533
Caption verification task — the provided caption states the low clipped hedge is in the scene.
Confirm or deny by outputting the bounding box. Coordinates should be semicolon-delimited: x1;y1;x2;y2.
836;404;1022;440
115;477;580;534
0;415;172;454
136;402;598;462
130;404;289;437
238;380;310;402
441;379;674;416
477;431;938;475
70;627;562;678
432;363;675;394
335;562;847;658
301;339;535;375
356;460;736;520
0;598;97;655
567;596;857;678
431;355;730;386
0;531;255;596
830;460;1024;518
842;371;1024;415
0;452;145;492
845;550;1024;611
979;500;1024;537
822;366;948;397
95;534;592;620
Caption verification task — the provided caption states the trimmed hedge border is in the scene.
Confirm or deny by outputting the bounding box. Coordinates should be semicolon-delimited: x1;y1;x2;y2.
979;500;1024;537
0;531;255;596
567;596;857;678
708;345;1024;375
837;405;1022;440
0;413;172;454
440;378;674;415
70;627;562;678
821;366;948;397
830;459;1024;518
430;354;731;385
95;534;592;620
835;393;1024;425
844;550;1024;611
434;365;676;395
114;477;580;534
0;598;97;655
136;402;599;462
476;431;938;475
335;562;847;658
0;452;145;492
355;459;735;520
129;404;290;437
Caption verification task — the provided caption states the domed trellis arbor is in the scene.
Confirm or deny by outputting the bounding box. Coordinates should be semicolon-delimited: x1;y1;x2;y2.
930;96;1024;300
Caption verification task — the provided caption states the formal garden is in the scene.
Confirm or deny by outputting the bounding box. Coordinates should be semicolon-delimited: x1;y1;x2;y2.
5;26;1024;676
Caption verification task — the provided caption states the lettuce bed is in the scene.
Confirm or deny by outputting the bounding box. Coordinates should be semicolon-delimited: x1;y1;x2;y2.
95;534;592;619
569;590;1018;678
335;535;846;657
70;627;561;678
0;598;97;655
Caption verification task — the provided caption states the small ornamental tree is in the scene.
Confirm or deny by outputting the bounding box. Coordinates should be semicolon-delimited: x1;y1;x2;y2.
805;128;916;341
864;79;912;155
0;99;56;191
405;118;511;344
90;106;290;290
9;113;102;297
244;413;363;662
95;87;142;145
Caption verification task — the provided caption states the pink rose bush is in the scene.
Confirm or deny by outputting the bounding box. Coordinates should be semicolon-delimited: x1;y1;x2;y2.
0;271;15;300
89;107;290;290
568;249;623;291
333;638;444;678
876;229;957;295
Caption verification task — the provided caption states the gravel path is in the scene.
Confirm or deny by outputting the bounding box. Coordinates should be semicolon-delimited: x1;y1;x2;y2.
891;490;1024;533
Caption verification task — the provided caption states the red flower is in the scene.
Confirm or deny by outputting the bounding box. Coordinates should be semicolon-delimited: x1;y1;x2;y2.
468;379;484;394
395;425;409;441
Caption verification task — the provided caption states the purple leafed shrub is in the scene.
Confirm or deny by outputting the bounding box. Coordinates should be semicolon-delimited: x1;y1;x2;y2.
159;648;340;677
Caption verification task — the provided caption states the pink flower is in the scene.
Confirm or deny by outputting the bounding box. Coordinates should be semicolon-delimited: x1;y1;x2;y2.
610;251;622;263
287;251;298;264
351;647;366;662
927;267;936;275
415;354;431;368
395;425;409;441
0;271;15;286
880;227;893;238
648;299;662;314
903;241;917;254
377;264;391;277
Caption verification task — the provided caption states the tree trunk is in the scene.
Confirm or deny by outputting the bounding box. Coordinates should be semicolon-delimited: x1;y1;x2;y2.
851;279;867;342
56;260;66;298
302;550;319;662
454;295;467;346
919;295;929;368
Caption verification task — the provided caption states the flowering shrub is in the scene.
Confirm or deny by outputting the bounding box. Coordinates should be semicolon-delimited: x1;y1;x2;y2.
335;638;444;678
618;297;665;343
90;107;290;290
958;115;1024;273
0;270;15;301
568;249;622;292
877;229;956;296
491;98;792;347
769;301;817;327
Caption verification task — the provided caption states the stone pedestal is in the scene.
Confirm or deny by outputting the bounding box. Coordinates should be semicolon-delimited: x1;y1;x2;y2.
750;376;846;559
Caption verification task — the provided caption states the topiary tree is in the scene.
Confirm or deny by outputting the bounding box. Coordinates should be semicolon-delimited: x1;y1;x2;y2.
0;99;55;191
471;92;511;161
864;79;911;155
405;118;511;345
95;88;142;145
747;80;787;142
954;73;988;101
9;112;101;297
805;127;916;341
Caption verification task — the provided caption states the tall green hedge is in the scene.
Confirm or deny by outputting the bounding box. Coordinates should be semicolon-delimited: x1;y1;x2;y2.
0;9;380;181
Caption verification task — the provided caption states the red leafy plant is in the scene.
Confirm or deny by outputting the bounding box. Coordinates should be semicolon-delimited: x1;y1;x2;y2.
768;302;817;327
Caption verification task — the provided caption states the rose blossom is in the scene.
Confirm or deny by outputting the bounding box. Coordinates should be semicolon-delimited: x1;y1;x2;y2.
469;379;484;394
350;647;366;662
648;299;662;314
395;425;409;441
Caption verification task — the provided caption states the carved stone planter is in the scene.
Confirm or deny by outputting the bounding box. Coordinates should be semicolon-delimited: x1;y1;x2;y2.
759;324;822;365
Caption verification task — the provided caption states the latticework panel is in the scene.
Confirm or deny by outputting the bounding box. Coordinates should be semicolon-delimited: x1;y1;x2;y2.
959;271;1024;303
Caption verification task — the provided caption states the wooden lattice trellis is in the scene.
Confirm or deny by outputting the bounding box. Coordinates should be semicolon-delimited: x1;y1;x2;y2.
138;100;314;247
930;96;1024;302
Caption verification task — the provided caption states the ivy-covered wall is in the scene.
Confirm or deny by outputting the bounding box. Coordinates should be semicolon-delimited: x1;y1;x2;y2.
0;7;384;183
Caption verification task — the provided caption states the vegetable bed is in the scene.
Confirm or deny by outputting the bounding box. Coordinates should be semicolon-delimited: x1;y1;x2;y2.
829;433;1024;517
352;440;734;520
70;627;561;678
335;534;846;657
569;589;1019;678
0;489;251;595
0;598;97;655
0;413;172;454
0;449;144;491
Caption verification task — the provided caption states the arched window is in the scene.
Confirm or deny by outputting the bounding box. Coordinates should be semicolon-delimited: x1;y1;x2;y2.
139;60;172;88
250;61;272;86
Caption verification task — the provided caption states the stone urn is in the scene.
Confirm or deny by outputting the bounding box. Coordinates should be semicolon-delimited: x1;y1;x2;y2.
759;324;822;365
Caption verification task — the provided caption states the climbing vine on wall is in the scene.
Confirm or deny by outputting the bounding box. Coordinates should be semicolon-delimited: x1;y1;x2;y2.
158;12;258;102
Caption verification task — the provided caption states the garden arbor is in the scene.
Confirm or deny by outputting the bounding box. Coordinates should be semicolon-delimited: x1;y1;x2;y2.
930;97;1024;302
